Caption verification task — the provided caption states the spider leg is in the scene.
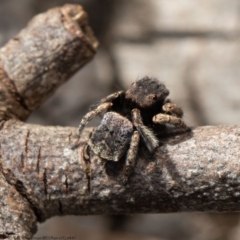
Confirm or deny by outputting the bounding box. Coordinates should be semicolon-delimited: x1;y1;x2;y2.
132;108;159;152
72;91;124;149
79;91;124;137
153;113;189;130
89;91;124;110
78;102;113;138
162;99;183;117
123;131;140;184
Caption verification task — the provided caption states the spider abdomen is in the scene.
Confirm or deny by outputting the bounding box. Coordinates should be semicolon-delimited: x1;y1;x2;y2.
89;112;133;162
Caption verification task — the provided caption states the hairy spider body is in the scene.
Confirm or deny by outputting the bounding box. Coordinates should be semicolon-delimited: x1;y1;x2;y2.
89;111;134;162
78;77;190;183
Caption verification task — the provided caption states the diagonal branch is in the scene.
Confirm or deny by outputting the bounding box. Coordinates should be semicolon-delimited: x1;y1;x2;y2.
0;4;98;121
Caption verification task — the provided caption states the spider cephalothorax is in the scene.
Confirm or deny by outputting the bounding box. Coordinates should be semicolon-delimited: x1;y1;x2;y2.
125;77;169;108
78;77;190;183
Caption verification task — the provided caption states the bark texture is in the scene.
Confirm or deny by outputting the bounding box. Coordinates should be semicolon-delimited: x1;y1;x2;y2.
0;4;98;121
0;4;98;239
1;122;240;222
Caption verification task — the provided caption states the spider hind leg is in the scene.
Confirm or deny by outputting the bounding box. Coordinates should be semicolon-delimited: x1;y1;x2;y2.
122;131;140;184
132;108;159;152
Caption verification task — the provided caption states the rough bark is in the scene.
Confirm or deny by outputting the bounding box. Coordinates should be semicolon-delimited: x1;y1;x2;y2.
0;4;98;121
0;4;98;239
1;122;240;219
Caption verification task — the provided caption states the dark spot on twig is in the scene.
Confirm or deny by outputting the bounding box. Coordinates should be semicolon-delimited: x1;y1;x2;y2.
65;175;69;193
25;130;30;154
36;147;41;174
58;199;63;215
43;168;47;195
82;144;91;194
20;153;24;169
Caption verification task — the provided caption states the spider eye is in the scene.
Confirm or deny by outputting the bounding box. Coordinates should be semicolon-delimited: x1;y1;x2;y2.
153;95;157;101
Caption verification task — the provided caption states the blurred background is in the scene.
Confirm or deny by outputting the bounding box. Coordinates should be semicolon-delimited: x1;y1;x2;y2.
1;0;240;239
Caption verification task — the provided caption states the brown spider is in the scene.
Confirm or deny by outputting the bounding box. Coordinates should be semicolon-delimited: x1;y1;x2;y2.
78;77;190;183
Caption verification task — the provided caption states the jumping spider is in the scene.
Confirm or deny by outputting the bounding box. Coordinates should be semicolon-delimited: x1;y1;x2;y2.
78;77;190;183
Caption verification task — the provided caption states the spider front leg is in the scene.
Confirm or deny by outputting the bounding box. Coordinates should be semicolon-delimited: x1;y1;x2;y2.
78;102;113;139
153;113;189;131
132;108;159;152
72;102;113;150
89;91;124;110
78;91;124;138
123;131;140;184
162;99;183;117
